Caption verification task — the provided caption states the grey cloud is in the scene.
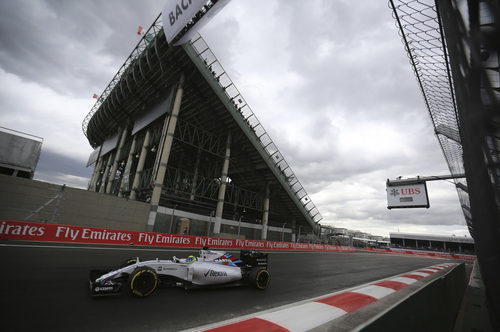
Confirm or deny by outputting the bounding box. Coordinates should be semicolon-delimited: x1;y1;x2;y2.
201;16;240;70
0;0;164;97
271;1;423;119
34;148;92;188
276;128;444;191
322;197;465;227
36;148;92;179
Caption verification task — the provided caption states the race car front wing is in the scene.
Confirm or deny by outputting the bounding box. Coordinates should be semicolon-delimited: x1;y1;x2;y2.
89;269;122;296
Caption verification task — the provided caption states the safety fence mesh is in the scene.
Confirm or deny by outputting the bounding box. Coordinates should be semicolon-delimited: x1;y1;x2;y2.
389;0;472;233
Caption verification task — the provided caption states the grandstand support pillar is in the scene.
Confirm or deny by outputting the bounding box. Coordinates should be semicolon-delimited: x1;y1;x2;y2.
232;190;239;218
214;132;232;235
93;156;105;191
99;152;114;193
89;156;103;191
118;135;137;198
130;129;151;200
416;239;419;249
190;149;201;200
174;152;185;194
148;73;185;231
291;217;296;242
261;183;270;240
88;157;98;190
106;126;129;194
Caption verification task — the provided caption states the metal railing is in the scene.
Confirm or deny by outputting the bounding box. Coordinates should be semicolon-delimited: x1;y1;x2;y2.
82;13;164;140
186;34;323;224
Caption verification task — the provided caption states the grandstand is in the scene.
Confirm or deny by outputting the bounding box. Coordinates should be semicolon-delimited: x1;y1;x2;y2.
390;232;475;254
82;13;322;242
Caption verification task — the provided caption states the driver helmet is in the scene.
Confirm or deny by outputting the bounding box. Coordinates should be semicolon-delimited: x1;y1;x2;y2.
186;255;197;263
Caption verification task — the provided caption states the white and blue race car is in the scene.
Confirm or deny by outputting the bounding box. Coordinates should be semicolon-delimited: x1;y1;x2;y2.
89;247;270;297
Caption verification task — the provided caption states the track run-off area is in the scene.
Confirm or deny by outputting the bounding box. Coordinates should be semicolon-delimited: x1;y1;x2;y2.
1;242;457;331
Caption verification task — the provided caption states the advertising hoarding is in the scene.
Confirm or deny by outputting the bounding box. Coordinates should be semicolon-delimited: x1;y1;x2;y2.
0;220;354;253
386;182;430;209
162;0;230;45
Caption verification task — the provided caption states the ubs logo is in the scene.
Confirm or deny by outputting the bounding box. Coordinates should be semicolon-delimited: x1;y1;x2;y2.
390;188;399;197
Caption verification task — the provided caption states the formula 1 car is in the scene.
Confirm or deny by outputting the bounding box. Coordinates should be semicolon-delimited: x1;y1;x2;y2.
89;247;270;297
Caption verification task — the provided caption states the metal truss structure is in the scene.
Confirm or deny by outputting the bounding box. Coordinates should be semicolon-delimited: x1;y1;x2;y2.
390;0;500;326
82;14;164;144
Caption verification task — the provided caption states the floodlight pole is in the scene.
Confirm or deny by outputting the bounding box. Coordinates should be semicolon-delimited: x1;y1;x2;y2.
387;174;466;186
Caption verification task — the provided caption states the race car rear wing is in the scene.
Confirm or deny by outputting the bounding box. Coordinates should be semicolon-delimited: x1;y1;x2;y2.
240;250;268;268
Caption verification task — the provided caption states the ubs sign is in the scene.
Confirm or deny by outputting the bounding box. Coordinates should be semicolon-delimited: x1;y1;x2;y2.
386;182;430;209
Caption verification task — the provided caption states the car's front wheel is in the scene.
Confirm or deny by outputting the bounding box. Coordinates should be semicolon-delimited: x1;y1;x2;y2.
128;266;158;297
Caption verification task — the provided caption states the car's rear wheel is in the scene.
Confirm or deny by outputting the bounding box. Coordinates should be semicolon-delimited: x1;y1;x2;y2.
248;268;270;290
128;266;158;297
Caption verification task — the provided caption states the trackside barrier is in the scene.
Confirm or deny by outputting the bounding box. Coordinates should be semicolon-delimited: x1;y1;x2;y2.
361;247;476;261
359;263;467;331
185;263;462;331
0;220;354;252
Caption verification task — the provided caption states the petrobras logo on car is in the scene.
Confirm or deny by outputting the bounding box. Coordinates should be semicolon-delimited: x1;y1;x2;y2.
203;269;227;277
95;286;113;292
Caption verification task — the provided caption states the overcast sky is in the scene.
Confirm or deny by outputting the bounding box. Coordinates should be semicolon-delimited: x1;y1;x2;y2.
0;0;469;238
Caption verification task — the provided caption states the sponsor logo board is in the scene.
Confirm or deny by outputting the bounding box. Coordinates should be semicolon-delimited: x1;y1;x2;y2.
162;0;230;45
386;182;430;209
0;220;354;253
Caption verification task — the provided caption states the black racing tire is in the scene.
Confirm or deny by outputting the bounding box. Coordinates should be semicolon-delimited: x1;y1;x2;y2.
119;257;138;268
248;268;270;290
128;266;158;297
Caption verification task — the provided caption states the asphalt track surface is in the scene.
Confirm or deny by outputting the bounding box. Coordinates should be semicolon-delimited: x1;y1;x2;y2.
1;242;454;331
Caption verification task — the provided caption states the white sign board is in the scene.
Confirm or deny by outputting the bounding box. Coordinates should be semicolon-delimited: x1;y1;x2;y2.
162;0;230;45
386;182;430;209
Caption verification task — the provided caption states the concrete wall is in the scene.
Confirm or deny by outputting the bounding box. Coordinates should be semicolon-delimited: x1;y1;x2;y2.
362;263;467;331
0;174;150;231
